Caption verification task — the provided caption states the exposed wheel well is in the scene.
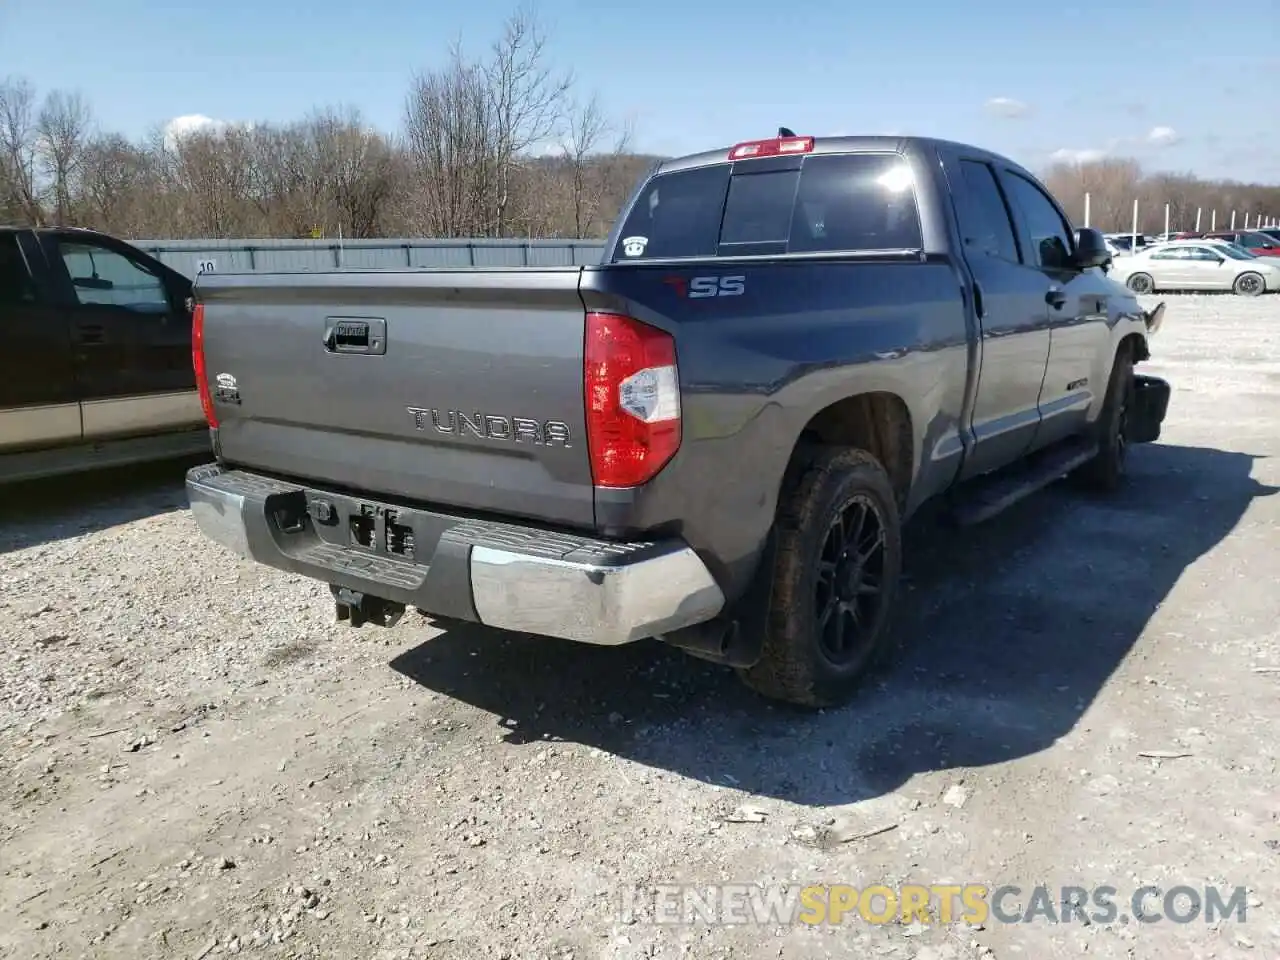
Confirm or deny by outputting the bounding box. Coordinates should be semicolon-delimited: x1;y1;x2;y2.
791;393;914;508
1119;331;1149;363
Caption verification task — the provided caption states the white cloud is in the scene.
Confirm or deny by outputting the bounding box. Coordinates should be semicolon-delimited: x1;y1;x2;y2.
527;139;563;157
162;114;228;150
1146;125;1179;146
1050;147;1107;164
984;97;1031;119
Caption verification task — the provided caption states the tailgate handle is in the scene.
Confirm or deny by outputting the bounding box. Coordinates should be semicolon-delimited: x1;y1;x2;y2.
323;317;386;355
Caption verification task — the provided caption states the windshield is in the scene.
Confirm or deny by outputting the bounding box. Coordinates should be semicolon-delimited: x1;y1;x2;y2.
1240;231;1276;248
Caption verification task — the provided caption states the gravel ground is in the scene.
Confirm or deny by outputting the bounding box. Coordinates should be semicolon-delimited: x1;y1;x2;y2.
2;294;1279;960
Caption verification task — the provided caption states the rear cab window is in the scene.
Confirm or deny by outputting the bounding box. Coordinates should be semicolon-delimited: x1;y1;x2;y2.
611;152;923;262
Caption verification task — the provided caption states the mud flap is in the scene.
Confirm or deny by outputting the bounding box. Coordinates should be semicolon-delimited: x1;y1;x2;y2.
1127;375;1171;444
659;531;775;669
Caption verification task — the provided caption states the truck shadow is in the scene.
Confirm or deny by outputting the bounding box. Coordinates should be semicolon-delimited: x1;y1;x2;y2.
0;457;203;556
389;442;1275;807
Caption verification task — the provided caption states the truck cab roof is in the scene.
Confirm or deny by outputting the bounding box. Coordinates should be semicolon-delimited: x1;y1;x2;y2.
0;224;126;242
655;134;1036;178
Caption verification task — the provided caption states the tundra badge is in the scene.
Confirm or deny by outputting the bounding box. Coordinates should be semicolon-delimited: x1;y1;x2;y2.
406;407;572;447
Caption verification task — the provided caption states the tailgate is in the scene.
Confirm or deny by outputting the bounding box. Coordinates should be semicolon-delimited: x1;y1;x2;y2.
195;268;595;528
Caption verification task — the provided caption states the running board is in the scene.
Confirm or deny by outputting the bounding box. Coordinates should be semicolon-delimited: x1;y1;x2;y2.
947;438;1099;527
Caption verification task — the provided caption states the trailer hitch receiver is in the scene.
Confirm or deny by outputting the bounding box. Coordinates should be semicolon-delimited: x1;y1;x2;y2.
331;585;406;628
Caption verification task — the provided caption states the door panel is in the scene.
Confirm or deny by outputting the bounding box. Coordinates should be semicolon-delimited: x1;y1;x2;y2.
81;390;203;436
1148;248;1192;286
1183;246;1234;289
944;154;1052;480
0;233;81;451
997;169;1109;450
43;234;200;439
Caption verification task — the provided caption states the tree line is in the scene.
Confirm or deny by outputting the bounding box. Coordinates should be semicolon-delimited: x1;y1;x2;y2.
3;9;1277;242
1041;158;1280;235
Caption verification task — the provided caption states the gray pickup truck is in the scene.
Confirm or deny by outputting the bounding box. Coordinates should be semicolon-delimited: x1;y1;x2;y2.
185;133;1170;707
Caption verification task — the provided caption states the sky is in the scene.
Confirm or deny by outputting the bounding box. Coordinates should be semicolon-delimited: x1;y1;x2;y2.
1;0;1277;183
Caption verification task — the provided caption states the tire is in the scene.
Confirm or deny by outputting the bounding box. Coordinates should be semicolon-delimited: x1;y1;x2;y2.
1074;342;1135;492
1126;273;1154;295
1233;272;1265;297
737;447;903;708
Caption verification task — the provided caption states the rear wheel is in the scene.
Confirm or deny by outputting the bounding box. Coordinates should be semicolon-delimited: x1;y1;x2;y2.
1075;342;1135;492
738;447;902;708
1126;273;1154;295
1234;272;1265;297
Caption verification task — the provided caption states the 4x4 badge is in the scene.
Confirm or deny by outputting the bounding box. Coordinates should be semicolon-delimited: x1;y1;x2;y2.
214;372;240;404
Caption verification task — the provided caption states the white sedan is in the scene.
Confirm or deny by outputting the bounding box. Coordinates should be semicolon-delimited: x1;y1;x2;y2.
1107;240;1280;296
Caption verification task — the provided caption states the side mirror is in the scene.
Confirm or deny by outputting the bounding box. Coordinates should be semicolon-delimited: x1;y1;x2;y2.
1073;227;1110;269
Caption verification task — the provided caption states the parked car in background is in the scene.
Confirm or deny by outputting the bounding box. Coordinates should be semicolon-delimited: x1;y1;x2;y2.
1104;233;1151;253
1108;239;1280;296
1258;227;1280;244
1196;237;1265;259
1103;237;1128;259
0;226;209;483
1196;230;1280;257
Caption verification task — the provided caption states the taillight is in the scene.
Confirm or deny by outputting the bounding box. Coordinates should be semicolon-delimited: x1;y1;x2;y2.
728;135;814;160
191;303;218;428
584;311;681;488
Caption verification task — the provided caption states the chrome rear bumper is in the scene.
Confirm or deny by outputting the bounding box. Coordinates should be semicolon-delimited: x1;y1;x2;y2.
185;464;725;646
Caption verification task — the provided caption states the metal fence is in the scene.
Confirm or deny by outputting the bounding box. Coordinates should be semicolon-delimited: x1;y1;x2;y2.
132;237;609;278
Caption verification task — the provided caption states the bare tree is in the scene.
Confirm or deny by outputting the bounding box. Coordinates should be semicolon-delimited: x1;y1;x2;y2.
0;76;42;223
403;6;575;238
405;48;494;236
482;6;572;235
165;126;255;237
76;133;155;235
37;89;93;224
308;107;398;238
559;92;632;237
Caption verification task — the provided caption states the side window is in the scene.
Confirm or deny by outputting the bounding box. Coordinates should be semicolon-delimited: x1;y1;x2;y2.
1187;246;1220;261
56;241;170;314
1151;248;1187;260
954;159;1020;262
1002;172;1075;271
0;235;37;305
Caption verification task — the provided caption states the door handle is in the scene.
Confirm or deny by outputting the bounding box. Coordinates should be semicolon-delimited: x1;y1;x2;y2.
74;323;105;345
1046;289;1067;310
